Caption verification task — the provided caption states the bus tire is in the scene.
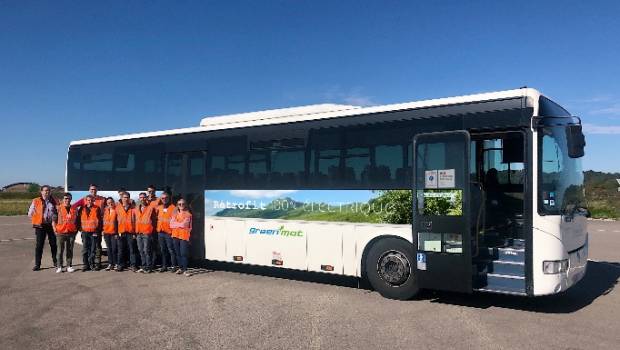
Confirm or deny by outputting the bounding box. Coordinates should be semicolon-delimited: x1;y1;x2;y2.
365;237;419;300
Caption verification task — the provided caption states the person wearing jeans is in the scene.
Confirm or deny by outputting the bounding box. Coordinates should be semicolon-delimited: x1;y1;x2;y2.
170;198;192;277
102;197;118;271
156;192;176;272
135;192;156;273
115;192;136;272
77;195;102;272
72;184;106;270
54;193;78;273
27;185;58;271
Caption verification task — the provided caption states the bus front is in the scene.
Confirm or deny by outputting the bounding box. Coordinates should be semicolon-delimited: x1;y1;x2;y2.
532;107;588;295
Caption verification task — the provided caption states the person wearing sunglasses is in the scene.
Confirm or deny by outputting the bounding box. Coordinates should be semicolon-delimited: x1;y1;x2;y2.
170;198;192;277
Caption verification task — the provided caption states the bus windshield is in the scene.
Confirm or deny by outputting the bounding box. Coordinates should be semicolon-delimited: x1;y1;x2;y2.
539;126;586;215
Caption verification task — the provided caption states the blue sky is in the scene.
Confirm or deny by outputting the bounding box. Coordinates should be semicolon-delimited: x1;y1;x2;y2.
1;1;619;186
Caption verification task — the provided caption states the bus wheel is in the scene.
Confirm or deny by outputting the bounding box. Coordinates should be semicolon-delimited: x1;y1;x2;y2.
365;238;419;300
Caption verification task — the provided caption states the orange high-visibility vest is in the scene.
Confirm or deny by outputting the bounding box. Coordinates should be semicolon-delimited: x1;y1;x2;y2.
148;197;161;209
116;205;135;234
171;210;192;241
30;198;45;226
55;205;77;234
102;208;117;235
135;205;154;234
80;206;100;232
156;204;176;234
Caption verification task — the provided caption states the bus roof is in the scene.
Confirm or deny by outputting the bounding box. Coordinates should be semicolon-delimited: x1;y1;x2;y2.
70;87;542;146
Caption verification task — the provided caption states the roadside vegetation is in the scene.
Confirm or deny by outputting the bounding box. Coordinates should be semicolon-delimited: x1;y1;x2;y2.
585;171;620;219
0;186;65;216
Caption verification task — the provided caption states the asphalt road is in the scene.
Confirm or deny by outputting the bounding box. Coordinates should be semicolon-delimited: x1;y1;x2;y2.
0;216;618;350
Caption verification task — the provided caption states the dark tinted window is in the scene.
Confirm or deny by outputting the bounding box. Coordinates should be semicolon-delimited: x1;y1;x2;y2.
206;136;247;188
539;96;570;117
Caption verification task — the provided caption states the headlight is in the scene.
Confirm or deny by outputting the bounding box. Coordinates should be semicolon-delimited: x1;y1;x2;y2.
543;259;569;274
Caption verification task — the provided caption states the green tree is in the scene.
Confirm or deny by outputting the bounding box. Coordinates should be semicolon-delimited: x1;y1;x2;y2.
27;183;40;193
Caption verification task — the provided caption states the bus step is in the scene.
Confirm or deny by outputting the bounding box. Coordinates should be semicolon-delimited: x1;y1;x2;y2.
484;273;525;294
488;260;525;277
496;247;525;262
474;288;527;296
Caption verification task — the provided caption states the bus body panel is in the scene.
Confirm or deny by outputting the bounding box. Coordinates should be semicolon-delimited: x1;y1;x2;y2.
204;216;411;277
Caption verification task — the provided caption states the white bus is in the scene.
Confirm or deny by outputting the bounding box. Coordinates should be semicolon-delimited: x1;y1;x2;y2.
66;88;588;299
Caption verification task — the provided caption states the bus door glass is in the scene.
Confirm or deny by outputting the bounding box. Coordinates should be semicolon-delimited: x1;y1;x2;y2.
413;131;472;293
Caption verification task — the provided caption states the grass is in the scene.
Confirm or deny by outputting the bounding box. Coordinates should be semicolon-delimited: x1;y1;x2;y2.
0;199;31;216
0;191;66;216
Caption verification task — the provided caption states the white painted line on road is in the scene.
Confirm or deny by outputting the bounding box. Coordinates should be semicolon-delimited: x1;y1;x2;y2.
0;237;35;243
597;229;606;232
613;230;620;233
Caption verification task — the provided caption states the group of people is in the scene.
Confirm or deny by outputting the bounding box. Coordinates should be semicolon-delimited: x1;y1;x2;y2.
27;184;194;277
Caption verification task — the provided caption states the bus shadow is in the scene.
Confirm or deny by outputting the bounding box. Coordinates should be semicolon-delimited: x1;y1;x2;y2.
424;261;619;313
200;260;361;289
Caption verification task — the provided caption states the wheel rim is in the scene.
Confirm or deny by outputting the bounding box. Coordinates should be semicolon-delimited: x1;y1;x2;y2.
377;250;411;287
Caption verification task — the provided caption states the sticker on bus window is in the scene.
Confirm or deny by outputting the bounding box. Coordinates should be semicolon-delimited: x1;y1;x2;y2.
437;169;455;188
416;253;427;270
425;170;438;188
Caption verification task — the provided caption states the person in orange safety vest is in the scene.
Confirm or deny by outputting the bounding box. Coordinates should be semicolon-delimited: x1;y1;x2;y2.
73;184;105;269
77;195;102;271
116;192;137;272
135;192;156;273
27;185;58;271
53;192;78;273
102;197;119;271
170;198;192;277
156;191;176;272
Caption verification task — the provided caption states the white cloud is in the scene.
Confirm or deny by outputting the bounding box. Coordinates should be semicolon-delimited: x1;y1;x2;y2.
589;105;620;115
229;190;298;199
582;123;620;135
322;85;377;107
343;95;376;107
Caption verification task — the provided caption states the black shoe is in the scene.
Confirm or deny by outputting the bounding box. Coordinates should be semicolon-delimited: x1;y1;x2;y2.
53;260;58;268
159;268;166;273
82;267;91;272
93;266;100;271
32;266;40;271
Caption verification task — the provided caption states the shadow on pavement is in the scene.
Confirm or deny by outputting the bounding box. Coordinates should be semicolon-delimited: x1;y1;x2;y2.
197;260;619;313
200;260;360;289
424;261;619;313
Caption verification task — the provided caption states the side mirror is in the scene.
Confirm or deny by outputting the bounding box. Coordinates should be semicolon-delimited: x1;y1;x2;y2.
566;124;585;158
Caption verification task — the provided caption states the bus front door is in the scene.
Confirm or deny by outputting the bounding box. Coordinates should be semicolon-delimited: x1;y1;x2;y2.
413;131;472;293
